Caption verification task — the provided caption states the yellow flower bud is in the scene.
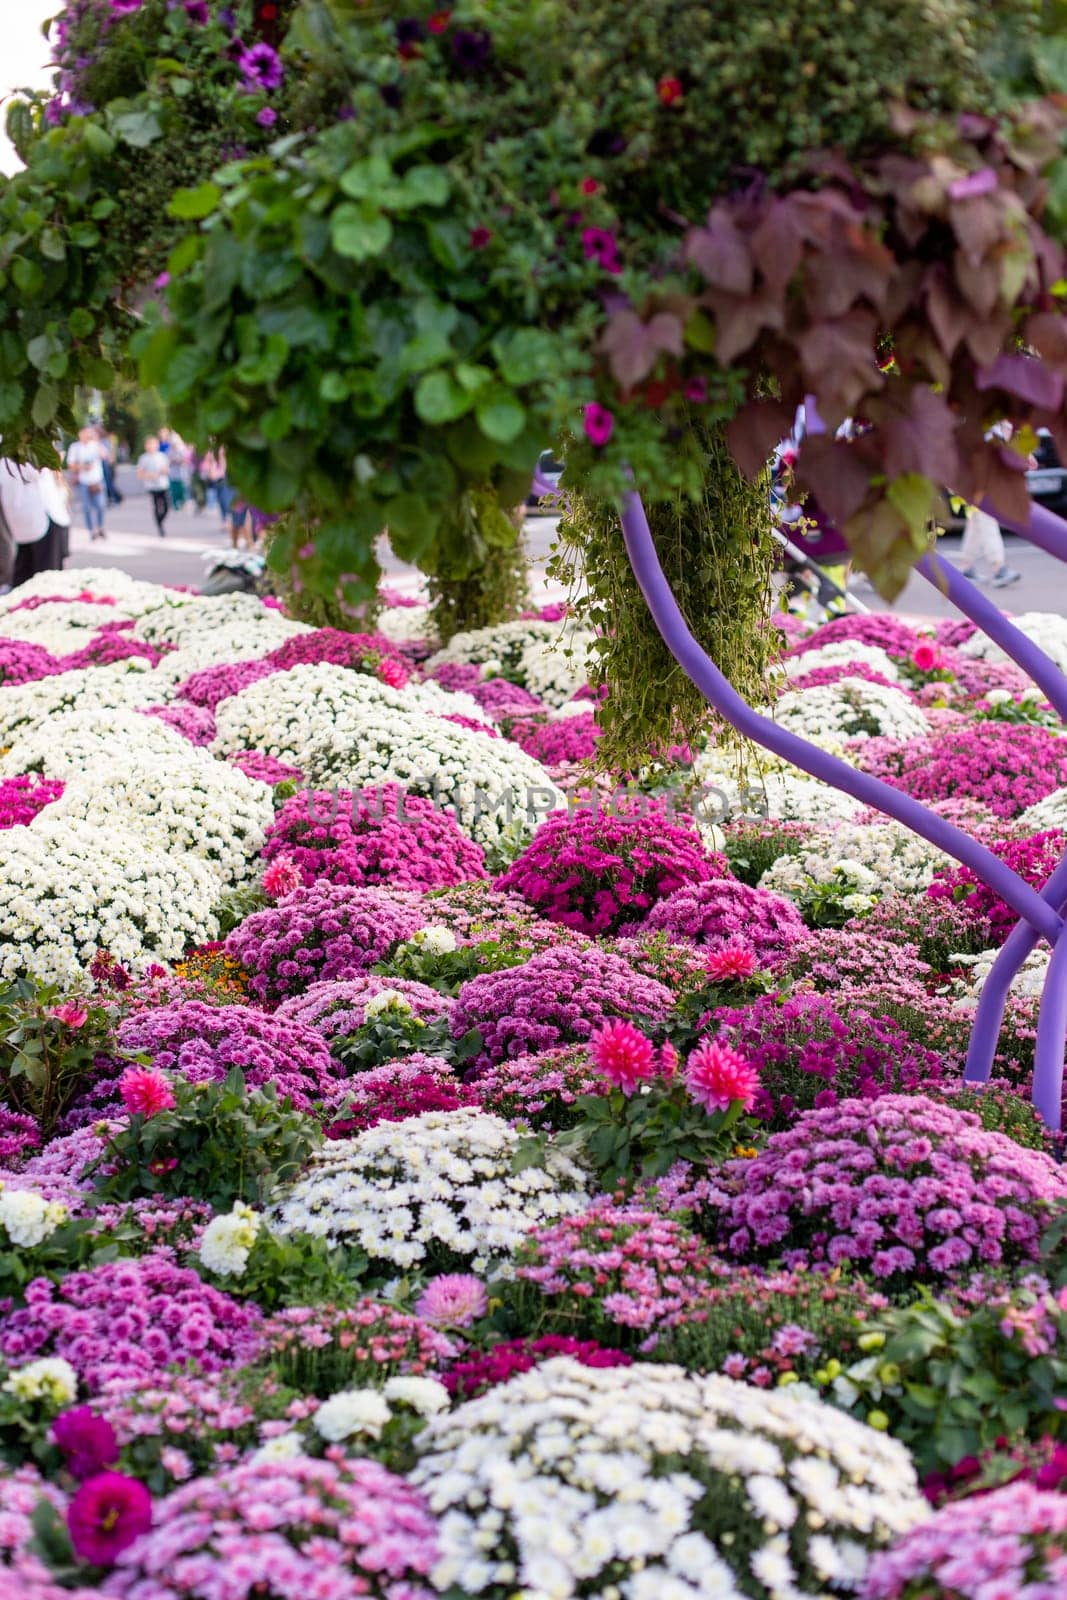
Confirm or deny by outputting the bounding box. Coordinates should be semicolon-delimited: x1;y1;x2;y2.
824;1359;842;1379
778;1371;799;1386
878;1363;901;1386
857;1331;885;1352
867;1410;890;1431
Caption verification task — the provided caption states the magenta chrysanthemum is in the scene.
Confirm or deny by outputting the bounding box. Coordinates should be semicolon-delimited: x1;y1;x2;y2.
415;1274;488;1329
684;1038;759;1113
590;1019;658;1095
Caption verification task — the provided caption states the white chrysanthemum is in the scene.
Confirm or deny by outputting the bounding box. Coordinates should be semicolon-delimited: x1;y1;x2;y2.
783;640;902;683
956;945;1050;1003
774;677;929;743
3;1358;78;1406
269;1109;588;1271
0;818;218;983
407;925;458;956
362;988;413;1019
198;1203;261;1278
49;753;273;888
384;1376;450;1416
0;707;192;783
961;611;1067;676
249;1431;304;1465
1018;784;1067;835
376;601;436;646
760;819;947;901
0;661;162;746
517;625;595;708
0;567;172;617
0;1189;67;1247
426;619;565;681
414;1359;927;1599
314;1388;393;1442
133;591;309;652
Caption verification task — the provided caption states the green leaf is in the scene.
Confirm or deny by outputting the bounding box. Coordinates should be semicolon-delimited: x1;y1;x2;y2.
414;370;472;425
38;228;66;263
339;154;396;201
476;393;526;443
886;472;936;541
330;201;393;261
110;108;163;148
31;383;57;428
492;328;558;386
169;181;222;221
399;164;449;208
167;234;203;278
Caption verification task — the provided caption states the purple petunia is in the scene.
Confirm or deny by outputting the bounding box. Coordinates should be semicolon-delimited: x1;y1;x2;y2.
238;40;284;92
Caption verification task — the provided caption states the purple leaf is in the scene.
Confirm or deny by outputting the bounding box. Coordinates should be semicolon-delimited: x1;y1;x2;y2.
685;208;754;295
975;353;1063;411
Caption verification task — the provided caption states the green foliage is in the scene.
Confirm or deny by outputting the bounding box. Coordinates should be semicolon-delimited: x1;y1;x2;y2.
91;1068;322;1209
721;819;809;888
378;935;538;996
427;491;530;642
101;376;167;456
831;1286;1067;1474
199;1225;366;1311
552;420;777;768
212;882;268;937
0;979;124;1137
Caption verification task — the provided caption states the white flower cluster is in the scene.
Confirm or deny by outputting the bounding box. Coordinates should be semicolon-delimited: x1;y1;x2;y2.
774;678;929;744
199;1203;261;1277
0;708;191;783
0;661;160;746
1018;784;1067;834
269;1108;589;1272
134;591;309;653
0;566;168;617
51;752;273;888
518;625;595;708
426;619;565;681
375;601;436;646
0;817;219;983
414;1358;927;1600
760;820;948;901
960;611;1067;676
406;925;458;956
301;701;565;850
782;640;902;682
955;946;1050;1003
2;1358;78;1406
0;1188;68;1247
313;1376;450;1443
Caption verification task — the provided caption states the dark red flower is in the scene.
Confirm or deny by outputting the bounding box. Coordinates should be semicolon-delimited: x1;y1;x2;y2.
579;177;600;196
427;9;452;31
52;1408;119;1481
657;75;684;106
469;226;492;250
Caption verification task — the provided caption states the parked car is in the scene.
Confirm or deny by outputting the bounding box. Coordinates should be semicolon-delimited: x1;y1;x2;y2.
525;451;564;512
1026;430;1067;519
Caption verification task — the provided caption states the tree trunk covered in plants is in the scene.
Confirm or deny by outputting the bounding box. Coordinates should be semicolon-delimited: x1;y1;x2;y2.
428;488;531;645
553;419;777;771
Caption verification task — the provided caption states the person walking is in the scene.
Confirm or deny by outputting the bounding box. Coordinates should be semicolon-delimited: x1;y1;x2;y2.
34;466;71;574
65;425;107;540
137;435;171;537
957;504;1021;588
163;429;190;511
0;460;66;587
96;426;122;506
200;446;230;528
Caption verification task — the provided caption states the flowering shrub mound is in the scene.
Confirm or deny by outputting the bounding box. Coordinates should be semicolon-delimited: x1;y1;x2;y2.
927;828;1066;946
443;1335;632;1399
413;1358;926;1598
0;637;60;685
114;1000;344;1112
475;1045;606;1130
712;992;944;1127
262;783;487;890
469;676;544;716
515;1198;730;1343
781;926;930;990
139;701;216;746
177;655;275;710
0;1466;72;1593
507;712;601;766
789;614;924;659
723;1094;1067;1284
258;1299;453;1395
0;1105;41;1164
610;930;720;994
452;946;673;1067
865;1480;1067;1600
277;977;453;1041
267;625;409;680
646;876;806;961
105;1454;438;1600
0;1252;261;1393
775;677;929;743
270;1108;589;1273
0;773;63;829
857;724;1067;820
324;1057;478;1139
495;809;724;934
224;882;427;1002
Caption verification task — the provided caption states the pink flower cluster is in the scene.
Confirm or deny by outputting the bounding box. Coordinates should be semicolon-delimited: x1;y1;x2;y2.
0;637;61;684
444;1334;632;1399
865;1480;1067;1599
507;712;601;767
712;992;944;1127
178;656;274;710
259;1298;453;1378
452;945;673;1067
0;1466;73;1594
928;829;1067;946
104;1454;438;1600
787;613;923;659
178;627;409;709
139;702;217;746
227;750;303;785
857;723;1067;820
114;1000;345;1112
262;783;487;891
277;976;453;1040
0;773;64;829
517;1197;730;1336
224;883;427;1002
0;1105;41;1164
724;1093;1067;1283
646;877;806;962
496;809;725;935
475;1045;607;1129
781;926;931;991
0;1252;261;1393
325;1059;479;1137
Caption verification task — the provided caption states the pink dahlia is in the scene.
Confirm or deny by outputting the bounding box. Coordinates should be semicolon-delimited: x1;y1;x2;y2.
415;1273;488;1329
590;1019;658;1096
705;943;758;982
118;1068;175;1120
377;656;409;689
911;640;942;673
67;1471;151;1565
685;1039;759;1114
49;1001;89;1029
261;854;302;899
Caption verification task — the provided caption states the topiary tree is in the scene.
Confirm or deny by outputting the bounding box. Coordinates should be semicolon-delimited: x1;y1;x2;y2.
4;0;1067;748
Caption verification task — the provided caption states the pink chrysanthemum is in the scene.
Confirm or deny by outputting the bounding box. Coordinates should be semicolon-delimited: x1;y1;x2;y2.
415;1273;488;1329
911;640;942;673
705;943;758;982
261;855;302;900
590;1019;658;1096
118;1067;176;1120
377;656;409;689
684;1039;759;1114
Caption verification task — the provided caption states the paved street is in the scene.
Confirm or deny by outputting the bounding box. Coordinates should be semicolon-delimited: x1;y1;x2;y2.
64;466;1065;617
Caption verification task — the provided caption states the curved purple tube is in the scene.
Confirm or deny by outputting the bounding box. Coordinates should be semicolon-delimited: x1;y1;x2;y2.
617;489;1063;941
1033;931;1067;1130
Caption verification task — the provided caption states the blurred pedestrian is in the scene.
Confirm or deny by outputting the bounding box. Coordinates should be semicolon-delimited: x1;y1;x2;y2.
96;426;122;505
65;425;107;540
0;460;65;586
137;435;171;537
958;504;1020;588
200;446;230;527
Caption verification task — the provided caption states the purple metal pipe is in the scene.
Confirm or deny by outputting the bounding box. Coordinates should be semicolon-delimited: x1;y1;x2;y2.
1033;930;1067;1130
995;498;1067;564
917;551;1067;722
618;488;1063;941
